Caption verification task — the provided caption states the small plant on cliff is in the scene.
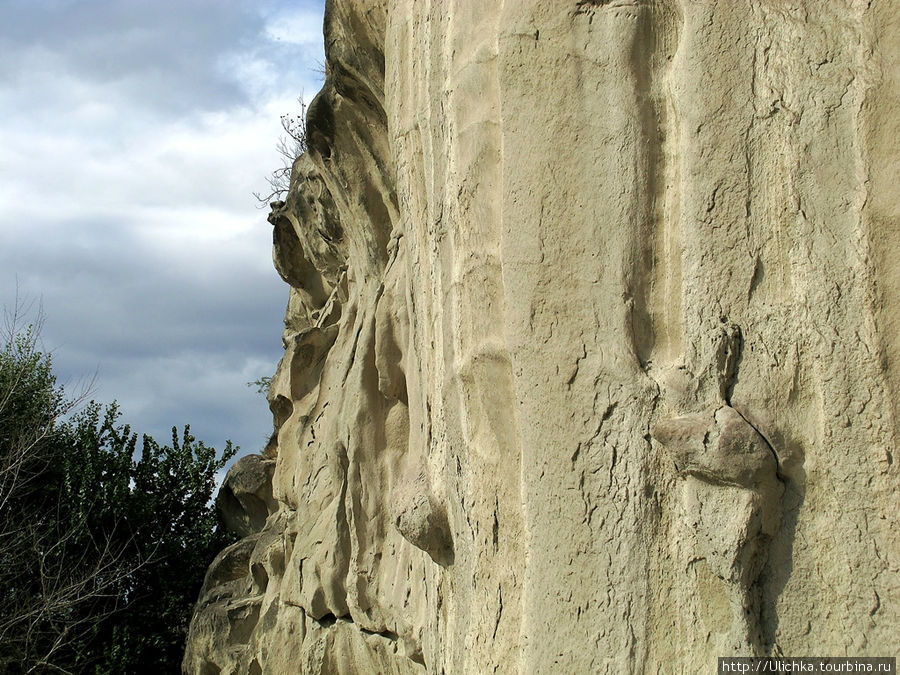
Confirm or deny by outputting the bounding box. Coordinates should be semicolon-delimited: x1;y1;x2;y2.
247;374;273;395
0;307;237;673
253;96;308;207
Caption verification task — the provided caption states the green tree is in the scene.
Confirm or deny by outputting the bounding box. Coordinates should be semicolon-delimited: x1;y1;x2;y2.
0;313;237;672
0;313;94;672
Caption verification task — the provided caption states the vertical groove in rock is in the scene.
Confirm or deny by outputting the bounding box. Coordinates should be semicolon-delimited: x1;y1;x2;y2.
645;0;684;368
185;2;899;672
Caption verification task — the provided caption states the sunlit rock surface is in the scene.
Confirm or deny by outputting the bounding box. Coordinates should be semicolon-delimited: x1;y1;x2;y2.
184;1;899;672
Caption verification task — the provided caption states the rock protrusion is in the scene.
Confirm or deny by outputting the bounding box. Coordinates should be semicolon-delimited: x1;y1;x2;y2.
653;327;785;654
391;458;453;567
216;455;278;539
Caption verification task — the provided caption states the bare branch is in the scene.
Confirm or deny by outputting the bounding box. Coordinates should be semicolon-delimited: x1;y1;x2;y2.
253;97;308;208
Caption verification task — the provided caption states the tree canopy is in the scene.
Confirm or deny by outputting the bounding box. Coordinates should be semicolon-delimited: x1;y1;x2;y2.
0;316;237;673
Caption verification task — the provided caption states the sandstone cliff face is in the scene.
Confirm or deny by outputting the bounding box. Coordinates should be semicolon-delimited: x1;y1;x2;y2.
185;1;899;672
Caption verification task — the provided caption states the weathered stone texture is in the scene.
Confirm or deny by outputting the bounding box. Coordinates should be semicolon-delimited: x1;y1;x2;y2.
185;1;899;672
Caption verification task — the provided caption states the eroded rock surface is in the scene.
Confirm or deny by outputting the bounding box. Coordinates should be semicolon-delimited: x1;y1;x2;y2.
185;1;899;672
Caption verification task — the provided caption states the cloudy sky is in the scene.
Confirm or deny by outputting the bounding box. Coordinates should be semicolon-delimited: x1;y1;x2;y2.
0;0;326;464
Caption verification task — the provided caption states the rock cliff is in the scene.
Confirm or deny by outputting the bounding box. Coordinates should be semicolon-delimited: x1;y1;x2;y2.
184;1;899;672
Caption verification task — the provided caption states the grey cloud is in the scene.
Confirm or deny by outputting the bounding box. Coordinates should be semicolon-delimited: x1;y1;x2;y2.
0;0;256;113
2;214;285;367
0;0;325;459
0;0;324;115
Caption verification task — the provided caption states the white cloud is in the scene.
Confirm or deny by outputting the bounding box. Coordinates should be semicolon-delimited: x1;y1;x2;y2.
264;7;325;47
